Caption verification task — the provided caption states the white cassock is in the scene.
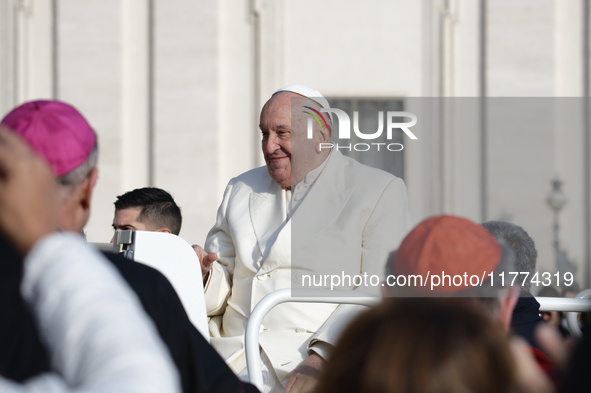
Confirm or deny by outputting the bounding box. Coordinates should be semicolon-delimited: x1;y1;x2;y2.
204;150;413;391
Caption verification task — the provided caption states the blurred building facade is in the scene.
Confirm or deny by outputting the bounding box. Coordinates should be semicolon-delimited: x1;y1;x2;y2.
1;0;590;288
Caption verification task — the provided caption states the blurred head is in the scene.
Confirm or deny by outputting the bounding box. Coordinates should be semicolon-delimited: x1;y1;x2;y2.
482;221;537;295
0;100;99;233
260;85;332;187
386;215;519;330
317;298;519;393
113;187;182;236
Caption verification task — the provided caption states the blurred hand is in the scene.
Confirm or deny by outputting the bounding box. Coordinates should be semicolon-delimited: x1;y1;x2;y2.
0;126;58;255
535;322;575;372
284;353;324;393
510;336;553;393
192;244;217;284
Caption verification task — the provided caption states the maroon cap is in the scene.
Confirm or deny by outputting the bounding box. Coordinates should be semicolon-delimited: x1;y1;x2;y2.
0;100;96;177
392;215;502;293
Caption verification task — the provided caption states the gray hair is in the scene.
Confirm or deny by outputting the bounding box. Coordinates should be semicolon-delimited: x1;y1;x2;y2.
58;145;98;186
482;221;537;295
55;141;99;203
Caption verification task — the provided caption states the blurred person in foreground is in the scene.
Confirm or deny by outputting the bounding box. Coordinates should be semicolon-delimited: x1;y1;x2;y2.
0;126;180;393
194;84;413;393
0;100;258;393
112;187;182;235
384;216;520;327
383;215;555;393
477;224;591;392
317;298;520;393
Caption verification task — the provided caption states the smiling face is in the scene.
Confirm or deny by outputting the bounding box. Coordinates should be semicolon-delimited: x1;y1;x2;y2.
260;92;293;187
260;92;331;187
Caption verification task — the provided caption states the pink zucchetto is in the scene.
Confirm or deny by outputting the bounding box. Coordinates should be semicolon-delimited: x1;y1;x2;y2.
1;100;96;177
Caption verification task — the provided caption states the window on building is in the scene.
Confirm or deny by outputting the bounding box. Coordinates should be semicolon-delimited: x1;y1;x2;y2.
327;97;405;180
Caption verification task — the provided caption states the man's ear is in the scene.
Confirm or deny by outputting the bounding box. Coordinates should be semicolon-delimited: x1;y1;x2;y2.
155;227;172;234
81;168;99;209
314;125;332;154
318;123;332;143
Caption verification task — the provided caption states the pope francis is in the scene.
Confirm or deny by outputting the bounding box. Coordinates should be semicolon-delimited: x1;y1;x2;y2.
196;85;413;393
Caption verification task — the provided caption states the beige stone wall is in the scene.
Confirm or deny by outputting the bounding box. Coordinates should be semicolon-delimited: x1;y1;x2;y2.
1;0;590;286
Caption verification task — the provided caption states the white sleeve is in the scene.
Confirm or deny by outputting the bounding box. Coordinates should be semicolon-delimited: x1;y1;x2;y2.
203;179;235;316
14;232;180;393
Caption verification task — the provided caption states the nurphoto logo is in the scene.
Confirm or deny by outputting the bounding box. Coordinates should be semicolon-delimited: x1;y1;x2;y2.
303;107;418;152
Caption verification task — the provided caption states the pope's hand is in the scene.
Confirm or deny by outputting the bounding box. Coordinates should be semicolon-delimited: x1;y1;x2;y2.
192;244;218;284
284;353;325;393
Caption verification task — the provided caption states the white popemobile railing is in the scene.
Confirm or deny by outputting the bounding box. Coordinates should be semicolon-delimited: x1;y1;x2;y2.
245;289;378;391
245;288;591;392
542;288;591;338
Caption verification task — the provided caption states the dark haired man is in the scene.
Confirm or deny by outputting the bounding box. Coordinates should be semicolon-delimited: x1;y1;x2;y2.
113;187;182;235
